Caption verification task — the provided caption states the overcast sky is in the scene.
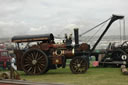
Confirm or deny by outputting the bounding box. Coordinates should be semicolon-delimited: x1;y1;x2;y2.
0;0;128;38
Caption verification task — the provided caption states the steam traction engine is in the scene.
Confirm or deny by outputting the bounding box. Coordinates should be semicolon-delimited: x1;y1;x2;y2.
12;15;125;75
12;29;90;75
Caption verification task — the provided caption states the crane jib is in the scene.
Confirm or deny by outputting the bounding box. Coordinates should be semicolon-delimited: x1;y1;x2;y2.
91;15;124;52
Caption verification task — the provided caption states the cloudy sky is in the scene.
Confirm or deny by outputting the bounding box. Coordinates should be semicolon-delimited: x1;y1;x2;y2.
0;0;128;38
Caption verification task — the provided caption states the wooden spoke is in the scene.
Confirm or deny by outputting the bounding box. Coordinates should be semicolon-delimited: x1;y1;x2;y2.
27;67;32;72
24;64;30;67
35;52;39;60
37;55;44;61
27;54;34;60
26;56;33;61
30;53;35;60
37;65;42;72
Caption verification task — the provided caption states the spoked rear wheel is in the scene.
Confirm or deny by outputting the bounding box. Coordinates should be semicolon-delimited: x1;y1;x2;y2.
21;49;48;75
70;57;88;74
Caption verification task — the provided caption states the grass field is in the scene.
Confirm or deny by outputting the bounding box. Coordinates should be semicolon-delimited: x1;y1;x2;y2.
19;66;128;85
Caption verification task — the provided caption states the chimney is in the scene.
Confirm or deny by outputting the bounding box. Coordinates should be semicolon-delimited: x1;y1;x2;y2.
74;28;79;45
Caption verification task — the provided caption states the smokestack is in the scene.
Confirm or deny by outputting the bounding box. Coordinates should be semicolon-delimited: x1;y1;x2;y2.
74;28;79;45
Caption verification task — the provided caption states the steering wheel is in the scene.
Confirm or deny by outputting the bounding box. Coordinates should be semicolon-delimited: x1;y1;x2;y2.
121;41;128;48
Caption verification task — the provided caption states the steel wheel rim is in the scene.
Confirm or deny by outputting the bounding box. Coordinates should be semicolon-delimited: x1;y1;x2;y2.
22;49;48;75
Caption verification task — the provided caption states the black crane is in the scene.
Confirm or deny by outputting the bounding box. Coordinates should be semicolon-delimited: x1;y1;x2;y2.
80;15;124;52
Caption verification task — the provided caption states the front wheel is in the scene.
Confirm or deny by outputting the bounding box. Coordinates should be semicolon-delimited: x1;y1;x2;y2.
70;57;88;74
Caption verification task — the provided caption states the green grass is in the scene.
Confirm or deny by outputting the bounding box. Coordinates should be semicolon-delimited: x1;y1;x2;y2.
18;66;128;85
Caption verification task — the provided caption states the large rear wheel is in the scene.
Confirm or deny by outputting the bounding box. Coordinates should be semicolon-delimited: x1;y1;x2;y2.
21;49;48;75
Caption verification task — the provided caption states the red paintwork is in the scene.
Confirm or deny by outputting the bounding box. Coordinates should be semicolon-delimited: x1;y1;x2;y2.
0;49;11;68
0;83;20;85
49;44;66;48
93;61;99;67
0;83;13;85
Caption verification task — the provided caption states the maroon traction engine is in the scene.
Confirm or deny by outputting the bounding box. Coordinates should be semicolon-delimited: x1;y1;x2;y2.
12;29;90;75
